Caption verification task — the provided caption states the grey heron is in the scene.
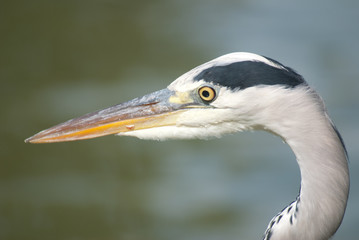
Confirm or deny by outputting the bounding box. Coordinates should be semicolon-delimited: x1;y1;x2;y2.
26;52;349;240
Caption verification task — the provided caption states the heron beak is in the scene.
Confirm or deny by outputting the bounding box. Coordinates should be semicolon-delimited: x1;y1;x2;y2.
25;88;197;143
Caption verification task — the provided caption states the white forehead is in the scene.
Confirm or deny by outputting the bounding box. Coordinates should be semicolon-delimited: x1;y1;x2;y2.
205;52;282;68
168;52;284;92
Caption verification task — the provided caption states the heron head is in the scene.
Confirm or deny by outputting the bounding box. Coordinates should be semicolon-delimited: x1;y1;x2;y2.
26;52;306;143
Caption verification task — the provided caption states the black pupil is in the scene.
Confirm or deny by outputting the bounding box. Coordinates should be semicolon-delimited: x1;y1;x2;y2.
202;90;210;98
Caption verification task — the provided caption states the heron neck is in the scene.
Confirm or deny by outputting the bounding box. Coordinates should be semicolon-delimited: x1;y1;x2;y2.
287;121;348;239
265;95;349;240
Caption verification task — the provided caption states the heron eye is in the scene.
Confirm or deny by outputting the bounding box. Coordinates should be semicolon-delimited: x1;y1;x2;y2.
198;86;216;102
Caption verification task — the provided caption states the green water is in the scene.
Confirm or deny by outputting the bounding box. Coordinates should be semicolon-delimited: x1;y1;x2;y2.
1;1;359;239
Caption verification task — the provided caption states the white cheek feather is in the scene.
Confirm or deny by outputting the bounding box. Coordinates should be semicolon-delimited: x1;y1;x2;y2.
210;85;321;133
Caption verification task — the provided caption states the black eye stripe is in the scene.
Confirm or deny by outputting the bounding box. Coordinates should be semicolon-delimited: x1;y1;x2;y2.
193;61;305;90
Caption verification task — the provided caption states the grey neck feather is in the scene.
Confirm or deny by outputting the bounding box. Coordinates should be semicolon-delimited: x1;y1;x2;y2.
259;87;349;240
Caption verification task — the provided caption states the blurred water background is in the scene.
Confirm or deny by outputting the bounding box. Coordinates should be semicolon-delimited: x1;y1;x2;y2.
1;0;359;239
